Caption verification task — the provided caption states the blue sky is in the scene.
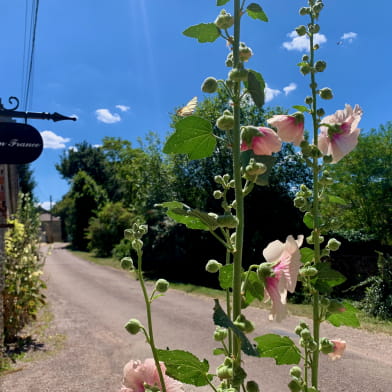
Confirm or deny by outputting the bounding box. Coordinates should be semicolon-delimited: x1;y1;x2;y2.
1;0;391;209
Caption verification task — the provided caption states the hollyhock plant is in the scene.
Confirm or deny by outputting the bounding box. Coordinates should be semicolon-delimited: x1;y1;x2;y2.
267;113;305;146
240;126;282;156
120;359;184;392
261;235;304;321
328;339;347;360
318;104;363;163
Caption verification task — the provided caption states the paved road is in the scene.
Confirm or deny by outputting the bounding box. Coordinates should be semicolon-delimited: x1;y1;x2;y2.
1;243;392;391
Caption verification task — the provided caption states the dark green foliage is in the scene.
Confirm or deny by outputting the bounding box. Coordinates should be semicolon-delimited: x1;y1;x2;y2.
16;164;36;197
361;252;392;319
87;202;135;257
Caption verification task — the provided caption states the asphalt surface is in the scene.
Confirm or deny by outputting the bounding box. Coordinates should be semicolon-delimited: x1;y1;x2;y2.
1;243;392;391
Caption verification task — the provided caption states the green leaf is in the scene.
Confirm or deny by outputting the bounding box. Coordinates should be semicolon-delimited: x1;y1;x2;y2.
300;247;314;263
163;116;216;160
255;334;301;365
303;212;314;229
213;348;226;355
219;264;233;289
292;105;310;113
243;271;264;302
183;23;220;43
213;299;259;357
246;70;265;108
327;195;347;205
240;151;276;186
216;0;230;5
313;262;346;294
327;301;360;328
158;201;208;230
246;3;268;22
156;349;210;386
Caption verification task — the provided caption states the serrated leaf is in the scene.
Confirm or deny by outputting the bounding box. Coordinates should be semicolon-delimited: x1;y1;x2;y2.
216;0;230;5
240;151;276;186
255;334;301;365
163;116;216;160
219;264;233;289
303;212;314;229
246;70;265;107
300;247;314;263
327;195;347;205
246;3;268;22
158;201;208;230
327;301;360;328
292;105;309;113
156;349;210;386
183;23;220;43
213;299;259;357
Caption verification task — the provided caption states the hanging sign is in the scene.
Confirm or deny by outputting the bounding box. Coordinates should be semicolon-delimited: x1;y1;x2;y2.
0;122;43;164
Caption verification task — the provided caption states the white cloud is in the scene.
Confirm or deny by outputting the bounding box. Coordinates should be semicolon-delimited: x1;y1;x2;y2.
341;32;357;43
115;104;130;112
41;130;70;149
283;31;327;52
39;201;54;210
283;82;297;96
95;108;121;124
68;145;78;152
265;85;281;103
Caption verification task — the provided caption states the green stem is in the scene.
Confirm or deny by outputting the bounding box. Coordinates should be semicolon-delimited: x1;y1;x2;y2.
225;248;233;354
136;252;167;392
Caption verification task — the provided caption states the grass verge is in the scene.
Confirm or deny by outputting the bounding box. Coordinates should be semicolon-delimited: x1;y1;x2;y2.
68;249;392;336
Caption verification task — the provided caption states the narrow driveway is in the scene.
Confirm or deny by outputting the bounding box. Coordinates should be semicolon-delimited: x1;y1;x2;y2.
1;243;392;391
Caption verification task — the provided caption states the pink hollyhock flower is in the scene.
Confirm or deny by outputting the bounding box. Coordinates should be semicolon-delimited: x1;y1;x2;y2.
328;339;347;360
120;358;183;392
267;113;305;146
262;235;304;322
240;127;282;155
318;104;363;163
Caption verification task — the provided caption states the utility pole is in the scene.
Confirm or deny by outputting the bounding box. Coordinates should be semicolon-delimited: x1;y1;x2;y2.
0;96;76;361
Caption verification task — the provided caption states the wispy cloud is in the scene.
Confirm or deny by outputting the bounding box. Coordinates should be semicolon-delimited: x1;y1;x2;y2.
340;32;357;43
95;108;121;124
38;201;55;210
283;31;327;52
283;82;297;96
115;104;130;112
41;130;70;149
265;85;281;103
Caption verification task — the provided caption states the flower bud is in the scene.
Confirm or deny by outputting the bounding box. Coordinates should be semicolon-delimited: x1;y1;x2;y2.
206;259;223;273
299;7;310;16
132;239;144;252
257;262;274;279
294;325;303;336
201;77;218;93
216;214;238;228
294;196;306;208
246;381;260;392
213;190;223;199
320;337;334;354
308;339;318;351
305;96;313;105
225;52;233;67
313;1;324;13
216;111;235;131
300;64;312;75
319;87;333;100
295;25;307;36
290;366;302;378
315;60;327;72
214;10;234;30
288;379;302;392
299;267;318;277
323;155;333;164
239;43;253;62
300;328;312;340
214;175;224;185
121;257;134;270
234;314;255;333
309;24;320;34
125;318;143;335
316;108;325;117
155;278;169;293
327;238;341;251
214;326;228;341
300;321;309;329
228;68;248;82
302;54;309;62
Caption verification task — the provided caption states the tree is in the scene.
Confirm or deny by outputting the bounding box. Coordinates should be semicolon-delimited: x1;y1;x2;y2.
324;122;392;245
16;164;36;197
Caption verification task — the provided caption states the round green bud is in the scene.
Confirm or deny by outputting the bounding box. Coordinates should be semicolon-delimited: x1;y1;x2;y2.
201;77;218;93
155;278;169;293
234;314;255;333
320;337;334;354
309;24;320;34
314;44;320;50
215;10;234;30
239;45;253;62
214;326;228;341
300;328;312;340
214;175;224;185
216;364;233;380
319;87;333;100
300;63;312;75
225;52;233;68
290;366;302;378
257;262;274;279
299;338;306;347
213;190;223;199
299;267;318;277
246;381;260;392
323;155;333;164
294;325;303;336
299;321;309;329
132;238;143;251
327;238;341;251
125;318;143;335
295;25;307;36
305;96;313;105
308;339;318;351
316;108;325;117
121;257;134;270
216;112;235;131
228;68;248;82
206;259;223;273
302;54;309;62
216;214;238;228
313;1;324;13
315;60;327;72
288;379;302;392
299;7;310;16
294;196;306;208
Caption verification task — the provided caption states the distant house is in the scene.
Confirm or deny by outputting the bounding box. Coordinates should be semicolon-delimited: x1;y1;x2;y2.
39;212;62;243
